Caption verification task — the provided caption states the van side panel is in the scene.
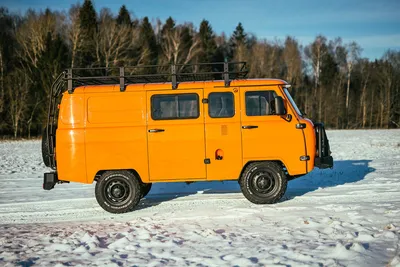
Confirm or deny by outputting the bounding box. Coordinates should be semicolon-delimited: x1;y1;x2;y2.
85;91;149;183
56;94;87;183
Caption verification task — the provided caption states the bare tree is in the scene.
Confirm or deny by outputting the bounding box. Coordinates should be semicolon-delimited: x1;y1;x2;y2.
378;51;400;128
233;42;249;64
96;8;136;67
66;4;83;68
358;59;371;128
249;40;281;78
26;93;42;138
345;41;361;115
305;35;328;95
0;47;4;113
160;24;201;70
7;70;31;138
304;35;328;121
386;51;400;128
15;10;58;71
249;42;268;78
283;36;302;86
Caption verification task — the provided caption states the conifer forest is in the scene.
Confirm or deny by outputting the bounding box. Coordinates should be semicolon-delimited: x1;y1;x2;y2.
0;0;399;138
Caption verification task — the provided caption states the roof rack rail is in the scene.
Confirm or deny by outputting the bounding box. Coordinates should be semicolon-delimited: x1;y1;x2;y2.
63;61;248;93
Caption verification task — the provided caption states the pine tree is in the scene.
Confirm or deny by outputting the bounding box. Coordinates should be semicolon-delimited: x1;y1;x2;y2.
161;16;175;36
78;0;97;67
229;22;248;65
0;8;16;108
230;22;247;49
31;32;69;135
116;5;131;25
198;19;217;71
138;17;158;69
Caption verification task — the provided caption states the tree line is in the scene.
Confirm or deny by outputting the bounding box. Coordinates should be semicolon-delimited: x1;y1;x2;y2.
0;0;399;138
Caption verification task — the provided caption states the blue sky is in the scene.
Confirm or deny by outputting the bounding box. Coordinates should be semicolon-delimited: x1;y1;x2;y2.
2;0;400;60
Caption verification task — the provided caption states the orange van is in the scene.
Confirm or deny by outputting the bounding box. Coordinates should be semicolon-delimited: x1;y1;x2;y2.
42;62;333;213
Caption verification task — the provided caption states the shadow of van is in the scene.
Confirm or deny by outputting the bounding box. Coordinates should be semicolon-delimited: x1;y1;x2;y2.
137;160;375;209
285;159;375;200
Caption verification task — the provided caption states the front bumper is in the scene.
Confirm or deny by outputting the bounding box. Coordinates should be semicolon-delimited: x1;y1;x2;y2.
314;122;333;169
315;155;333;169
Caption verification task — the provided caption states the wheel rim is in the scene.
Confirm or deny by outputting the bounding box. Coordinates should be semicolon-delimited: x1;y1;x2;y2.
249;170;279;197
105;177;131;206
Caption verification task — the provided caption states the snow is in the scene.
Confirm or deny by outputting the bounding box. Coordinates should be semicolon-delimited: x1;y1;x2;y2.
0;129;400;266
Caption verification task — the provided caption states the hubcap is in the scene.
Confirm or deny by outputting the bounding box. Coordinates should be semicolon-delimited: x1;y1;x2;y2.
250;171;277;196
105;179;130;205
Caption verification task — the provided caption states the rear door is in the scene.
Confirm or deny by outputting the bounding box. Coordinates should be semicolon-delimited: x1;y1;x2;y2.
146;89;206;181
204;87;242;180
239;86;307;175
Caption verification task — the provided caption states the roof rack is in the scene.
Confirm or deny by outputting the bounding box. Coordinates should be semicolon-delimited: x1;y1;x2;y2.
63;61;248;93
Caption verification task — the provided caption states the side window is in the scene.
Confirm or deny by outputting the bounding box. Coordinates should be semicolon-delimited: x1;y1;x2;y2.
208;92;235;118
151;93;199;120
245;90;277;116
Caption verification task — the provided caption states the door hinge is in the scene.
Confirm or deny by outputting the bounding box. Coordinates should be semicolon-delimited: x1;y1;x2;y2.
204;158;211;164
202;98;208;104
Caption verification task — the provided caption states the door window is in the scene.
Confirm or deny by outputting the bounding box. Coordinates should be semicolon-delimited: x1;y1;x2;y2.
151;93;199;120
208;92;235;118
245;90;277;116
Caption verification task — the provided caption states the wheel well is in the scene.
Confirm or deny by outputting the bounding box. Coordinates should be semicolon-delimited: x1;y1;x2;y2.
239;160;288;180
94;169;143;183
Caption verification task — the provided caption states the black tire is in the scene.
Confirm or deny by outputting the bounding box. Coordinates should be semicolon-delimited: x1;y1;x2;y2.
95;171;142;213
239;161;287;204
140;183;152;198
41;126;51;167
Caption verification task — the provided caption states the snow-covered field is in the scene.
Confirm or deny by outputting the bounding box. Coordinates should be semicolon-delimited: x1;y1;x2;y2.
0;130;399;267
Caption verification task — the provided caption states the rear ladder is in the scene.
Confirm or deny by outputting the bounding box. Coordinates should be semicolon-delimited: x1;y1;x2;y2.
45;71;66;170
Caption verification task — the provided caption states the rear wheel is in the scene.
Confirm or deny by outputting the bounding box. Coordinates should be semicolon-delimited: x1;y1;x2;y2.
95;171;141;213
239;161;287;204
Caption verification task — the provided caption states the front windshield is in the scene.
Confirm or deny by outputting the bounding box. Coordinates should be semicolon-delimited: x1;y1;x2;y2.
283;88;303;117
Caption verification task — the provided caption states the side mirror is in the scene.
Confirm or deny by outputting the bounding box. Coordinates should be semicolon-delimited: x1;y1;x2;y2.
274;96;286;115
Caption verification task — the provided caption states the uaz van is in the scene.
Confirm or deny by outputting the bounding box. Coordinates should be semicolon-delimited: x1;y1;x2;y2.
42;62;333;213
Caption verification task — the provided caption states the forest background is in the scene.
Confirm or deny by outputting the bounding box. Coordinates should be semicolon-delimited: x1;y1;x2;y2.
0;0;399;138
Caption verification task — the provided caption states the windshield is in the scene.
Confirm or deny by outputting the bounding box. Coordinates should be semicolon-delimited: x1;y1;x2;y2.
283;88;303;117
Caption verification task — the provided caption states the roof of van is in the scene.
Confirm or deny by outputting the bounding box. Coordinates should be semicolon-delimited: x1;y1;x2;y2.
71;78;288;94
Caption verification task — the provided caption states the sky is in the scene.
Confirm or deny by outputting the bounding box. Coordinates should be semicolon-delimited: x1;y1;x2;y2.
2;0;400;60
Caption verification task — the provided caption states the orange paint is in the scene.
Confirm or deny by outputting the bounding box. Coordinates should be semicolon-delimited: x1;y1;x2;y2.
54;79;321;184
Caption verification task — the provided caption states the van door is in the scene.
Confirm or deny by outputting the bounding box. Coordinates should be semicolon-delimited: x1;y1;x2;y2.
146;89;206;181
204;88;242;180
239;86;307;175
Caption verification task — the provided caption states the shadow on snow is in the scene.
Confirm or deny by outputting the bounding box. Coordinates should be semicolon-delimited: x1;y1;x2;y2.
136;160;375;210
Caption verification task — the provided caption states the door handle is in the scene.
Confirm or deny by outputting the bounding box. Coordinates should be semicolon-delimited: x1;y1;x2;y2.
242;125;258;129
148;129;165;133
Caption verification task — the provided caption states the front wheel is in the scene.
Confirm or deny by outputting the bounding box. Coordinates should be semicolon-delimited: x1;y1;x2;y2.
95;171;141;213
239;161;287;204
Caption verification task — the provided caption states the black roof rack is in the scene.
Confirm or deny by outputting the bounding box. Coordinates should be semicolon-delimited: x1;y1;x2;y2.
63;61;248;93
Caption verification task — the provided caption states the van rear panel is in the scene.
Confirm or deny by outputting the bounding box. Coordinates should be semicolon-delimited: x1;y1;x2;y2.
84;91;149;183
56;94;87;183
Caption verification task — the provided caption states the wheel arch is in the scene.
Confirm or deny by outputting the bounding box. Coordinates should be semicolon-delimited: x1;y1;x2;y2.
93;169;143;183
239;160;288;180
